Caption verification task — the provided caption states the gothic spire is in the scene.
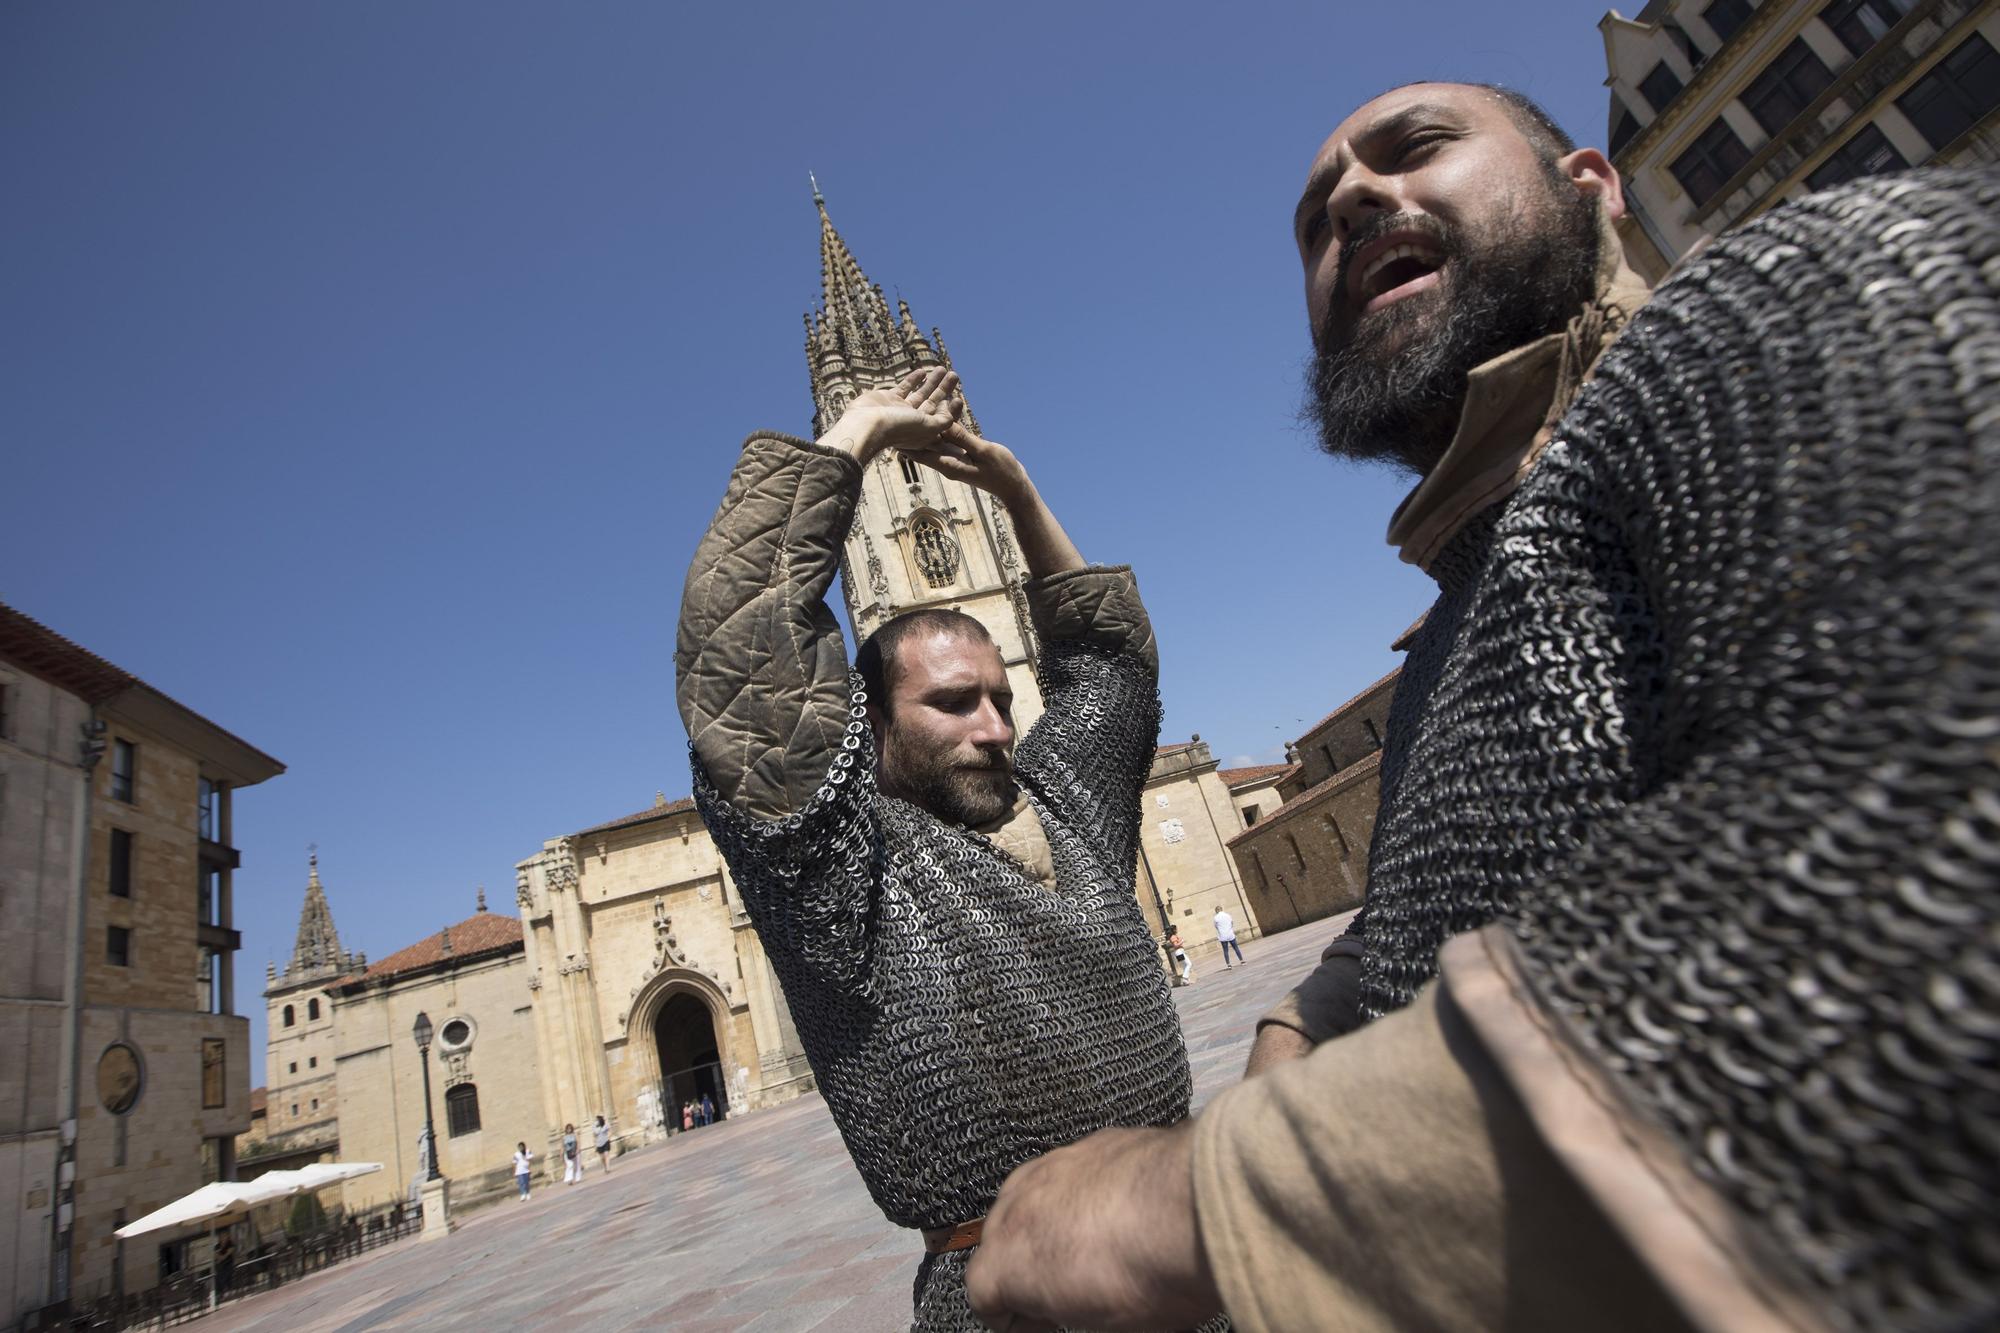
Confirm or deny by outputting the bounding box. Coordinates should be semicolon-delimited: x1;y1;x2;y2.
285;850;350;983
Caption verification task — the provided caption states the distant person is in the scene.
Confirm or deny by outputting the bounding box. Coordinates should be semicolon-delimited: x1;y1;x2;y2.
512;1143;533;1201
681;1101;693;1133
699;1093;716;1126
593;1116;612;1173
213;1228;235;1294
1211;908;1244;967
1168;930;1192;985
562;1123;582;1184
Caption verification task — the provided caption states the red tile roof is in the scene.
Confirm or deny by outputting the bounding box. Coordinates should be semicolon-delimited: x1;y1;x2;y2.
1217;763;1296;789
1391;614;1428;652
1226;751;1383;847
345;911;523;987
249;1087;267;1116
575;796;698;838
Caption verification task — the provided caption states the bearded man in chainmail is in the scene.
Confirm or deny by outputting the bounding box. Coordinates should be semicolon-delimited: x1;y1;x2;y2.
965;83;1998;1333
677;367;1219;1332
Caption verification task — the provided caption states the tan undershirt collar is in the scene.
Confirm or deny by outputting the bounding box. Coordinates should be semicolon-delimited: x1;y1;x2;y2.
973;792;1058;892
1387;210;1653;574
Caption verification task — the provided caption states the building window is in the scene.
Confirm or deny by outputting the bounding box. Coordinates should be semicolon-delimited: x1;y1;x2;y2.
289;1062;297;1074
1364;718;1384;751
1241;806;1259;827
1742;39;1836;135
909;512;961;589
308;1056;317;1069
1286;832;1307;870
899;453;924;486
198;867;221;928
445;1084;482;1137
1326;814;1352;857
110;829;134;898
1896;34;2000;151
307;998;320;1021
107;925;131;968
1249;850;1269;890
1821;0;1914;56
1807;122;1909;189
310;1098;318;1111
291;1104;299;1116
198;946;223;1014
1703;0;1753;43
1638;60;1685;115
1671;118;1754;206
198;779;220;841
1610;104;1641;156
201;1038;226;1109
283;1004;296;1028
110;739;135;803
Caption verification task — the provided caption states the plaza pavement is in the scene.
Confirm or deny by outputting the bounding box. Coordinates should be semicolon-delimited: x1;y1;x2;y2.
204;912;1351;1332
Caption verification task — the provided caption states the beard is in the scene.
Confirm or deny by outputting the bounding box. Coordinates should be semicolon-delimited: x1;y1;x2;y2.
1304;170;1601;475
879;735;1018;827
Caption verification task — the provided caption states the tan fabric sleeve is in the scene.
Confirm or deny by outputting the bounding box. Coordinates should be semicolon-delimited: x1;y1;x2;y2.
1022;565;1158;676
675;433;860;822
1192;979;1692;1333
1256;934;1364;1045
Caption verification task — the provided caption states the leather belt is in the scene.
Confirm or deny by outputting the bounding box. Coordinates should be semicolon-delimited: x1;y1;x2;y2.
921;1217;984;1253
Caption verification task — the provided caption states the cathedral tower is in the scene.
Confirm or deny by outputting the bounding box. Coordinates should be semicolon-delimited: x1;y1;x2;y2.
803;185;1046;727
260;851;359;1157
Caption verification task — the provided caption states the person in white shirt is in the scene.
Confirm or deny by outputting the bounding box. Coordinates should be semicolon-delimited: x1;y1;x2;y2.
1213;908;1245;967
512;1143;533;1201
562;1123;583;1184
593;1115;613;1174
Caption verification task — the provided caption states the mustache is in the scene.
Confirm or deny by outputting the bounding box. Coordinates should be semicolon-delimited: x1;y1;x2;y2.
1331;211;1453;316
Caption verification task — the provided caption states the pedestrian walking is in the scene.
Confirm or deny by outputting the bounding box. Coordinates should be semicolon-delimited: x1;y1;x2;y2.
1168;930;1193;984
1213;908;1245;967
593;1115;612;1173
512;1142;533;1200
562;1123;583;1184
700;1093;716;1126
681;1101;693;1132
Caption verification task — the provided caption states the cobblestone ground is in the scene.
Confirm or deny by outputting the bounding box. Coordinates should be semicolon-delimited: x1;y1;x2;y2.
204;914;1349;1332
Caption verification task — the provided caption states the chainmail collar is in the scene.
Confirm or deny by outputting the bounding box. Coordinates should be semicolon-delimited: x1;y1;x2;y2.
969;791;1058;892
1388;207;1651;573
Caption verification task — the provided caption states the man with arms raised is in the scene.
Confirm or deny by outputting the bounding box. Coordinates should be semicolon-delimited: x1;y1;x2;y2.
678;368;1219;1331
965;84;1997;1332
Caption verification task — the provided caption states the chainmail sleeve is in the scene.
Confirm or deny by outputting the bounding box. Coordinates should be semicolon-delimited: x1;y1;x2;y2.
1013;565;1163;874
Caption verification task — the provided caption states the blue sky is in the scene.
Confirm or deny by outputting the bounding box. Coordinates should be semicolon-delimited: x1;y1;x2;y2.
2;0;1619;1072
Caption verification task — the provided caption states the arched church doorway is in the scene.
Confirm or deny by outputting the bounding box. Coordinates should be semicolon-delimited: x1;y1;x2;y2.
653;992;729;1128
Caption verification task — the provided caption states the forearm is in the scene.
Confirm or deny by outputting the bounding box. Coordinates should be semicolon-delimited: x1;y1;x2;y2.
998;476;1085;578
675;434;860;820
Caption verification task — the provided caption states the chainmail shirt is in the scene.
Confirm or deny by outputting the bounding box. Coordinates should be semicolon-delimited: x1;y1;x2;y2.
679;438;1204;1330
1351;171;1997;1328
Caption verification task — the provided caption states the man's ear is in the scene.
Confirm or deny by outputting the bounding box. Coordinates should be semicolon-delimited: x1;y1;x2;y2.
1559;147;1626;222
865;702;889;757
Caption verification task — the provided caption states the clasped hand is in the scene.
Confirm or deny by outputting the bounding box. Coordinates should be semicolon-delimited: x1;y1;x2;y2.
819;367;1028;506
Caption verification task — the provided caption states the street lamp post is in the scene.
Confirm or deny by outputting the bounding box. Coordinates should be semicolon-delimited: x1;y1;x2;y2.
411;1011;452;1238
411;1011;442;1181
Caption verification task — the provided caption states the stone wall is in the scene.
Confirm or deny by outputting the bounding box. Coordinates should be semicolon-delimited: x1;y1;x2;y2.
1138;741;1260;968
332;950;544;1212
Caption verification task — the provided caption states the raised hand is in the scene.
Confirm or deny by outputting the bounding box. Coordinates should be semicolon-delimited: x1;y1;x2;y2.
898;421;1031;508
817;367;962;465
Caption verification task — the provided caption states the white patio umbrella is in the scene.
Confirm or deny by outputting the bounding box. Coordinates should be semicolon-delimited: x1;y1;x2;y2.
114;1177;296;1310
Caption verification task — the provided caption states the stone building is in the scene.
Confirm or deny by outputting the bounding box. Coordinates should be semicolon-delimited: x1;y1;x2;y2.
1228;670;1399;933
515;797;811;1159
330;898;545;1212
1135;740;1264;967
251;853;362;1176
1599;0;2000;276
0;601;283;1318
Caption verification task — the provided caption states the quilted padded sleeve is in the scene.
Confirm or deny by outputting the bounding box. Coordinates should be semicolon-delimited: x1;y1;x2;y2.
676;433;862;821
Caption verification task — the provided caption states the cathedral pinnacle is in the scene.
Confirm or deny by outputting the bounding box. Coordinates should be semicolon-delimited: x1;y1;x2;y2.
278;847;354;989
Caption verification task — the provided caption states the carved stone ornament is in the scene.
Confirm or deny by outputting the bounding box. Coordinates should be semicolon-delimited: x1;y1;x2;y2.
652;897;691;972
442;1049;471;1088
545;839;579;895
558;951;591;977
910;511;961;588
1159;818;1187;845
864;531;890;598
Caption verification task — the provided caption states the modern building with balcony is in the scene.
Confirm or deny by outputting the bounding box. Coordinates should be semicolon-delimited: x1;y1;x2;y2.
1600;0;1999;275
0;602;283;1321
